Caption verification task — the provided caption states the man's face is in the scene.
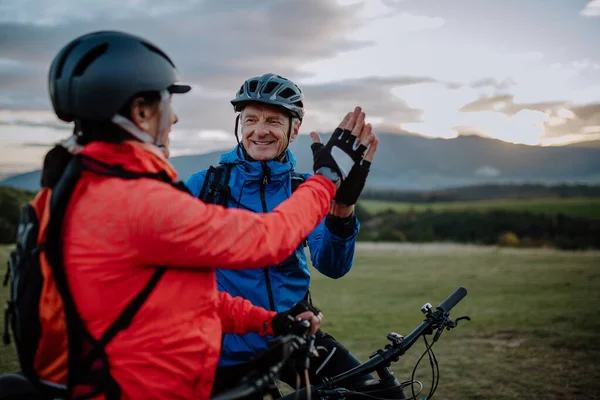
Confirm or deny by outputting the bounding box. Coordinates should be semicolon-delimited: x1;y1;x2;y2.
241;103;299;161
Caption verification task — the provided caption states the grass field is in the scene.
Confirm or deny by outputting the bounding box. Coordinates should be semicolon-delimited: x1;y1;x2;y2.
2;243;600;399
359;197;600;219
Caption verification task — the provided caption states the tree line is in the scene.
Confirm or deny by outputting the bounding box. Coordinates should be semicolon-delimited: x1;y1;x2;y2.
355;206;600;250
361;183;600;203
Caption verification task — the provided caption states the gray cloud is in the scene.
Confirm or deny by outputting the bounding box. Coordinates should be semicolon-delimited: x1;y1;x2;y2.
543;103;600;138
469;77;517;90
459;95;564;116
440;77;516;91
581;0;600;17
458;94;600;139
0;0;434;135
0;0;369;109
0;0;205;25
0;110;71;129
0;0;430;141
302;76;430;127
0;73;431;135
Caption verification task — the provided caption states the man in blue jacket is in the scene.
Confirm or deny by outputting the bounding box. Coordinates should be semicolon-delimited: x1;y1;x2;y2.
186;73;378;396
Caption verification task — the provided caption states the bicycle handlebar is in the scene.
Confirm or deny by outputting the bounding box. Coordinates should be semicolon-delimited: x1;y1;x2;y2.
215;287;468;400
437;286;467;314
308;286;469;389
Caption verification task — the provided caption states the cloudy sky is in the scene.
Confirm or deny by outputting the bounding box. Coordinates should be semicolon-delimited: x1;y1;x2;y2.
1;0;599;177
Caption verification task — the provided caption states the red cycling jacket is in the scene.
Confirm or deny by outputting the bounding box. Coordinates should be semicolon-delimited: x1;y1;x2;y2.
36;140;335;399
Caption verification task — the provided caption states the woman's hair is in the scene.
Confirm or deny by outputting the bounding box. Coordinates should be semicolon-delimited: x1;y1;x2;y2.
76;91;162;145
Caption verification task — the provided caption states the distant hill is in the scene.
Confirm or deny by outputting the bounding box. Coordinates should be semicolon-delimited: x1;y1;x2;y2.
2;133;600;192
565;140;600;148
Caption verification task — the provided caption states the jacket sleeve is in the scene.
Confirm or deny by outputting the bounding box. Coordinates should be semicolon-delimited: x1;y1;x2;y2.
217;291;276;336
301;171;359;279
128;175;336;270
306;215;360;279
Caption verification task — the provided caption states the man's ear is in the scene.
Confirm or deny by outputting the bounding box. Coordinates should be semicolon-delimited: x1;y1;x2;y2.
289;119;301;143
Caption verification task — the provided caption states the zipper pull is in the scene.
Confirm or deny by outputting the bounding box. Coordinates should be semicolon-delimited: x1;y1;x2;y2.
261;162;270;185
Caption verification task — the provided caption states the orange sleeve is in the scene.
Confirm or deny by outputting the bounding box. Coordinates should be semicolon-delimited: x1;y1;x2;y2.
217;291;276;336
130;175;335;270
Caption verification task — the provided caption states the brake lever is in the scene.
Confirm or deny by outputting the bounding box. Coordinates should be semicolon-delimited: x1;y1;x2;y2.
446;315;471;330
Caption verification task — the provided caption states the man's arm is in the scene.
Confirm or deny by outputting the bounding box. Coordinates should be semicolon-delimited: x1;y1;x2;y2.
304;121;379;279
306;210;360;279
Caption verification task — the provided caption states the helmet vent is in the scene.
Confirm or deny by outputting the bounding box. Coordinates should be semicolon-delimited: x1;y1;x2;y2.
73;43;109;77
262;81;278;94
248;80;258;93
55;40;81;79
279;88;296;99
142;42;176;68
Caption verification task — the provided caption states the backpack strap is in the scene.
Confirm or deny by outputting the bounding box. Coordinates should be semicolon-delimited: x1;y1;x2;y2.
290;171;306;193
78;267;166;373
290;171;308;248
44;154;186;399
45;157;86;395
198;164;232;206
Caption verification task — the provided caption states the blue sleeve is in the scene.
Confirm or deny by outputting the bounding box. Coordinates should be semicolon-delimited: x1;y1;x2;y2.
185;169;209;198
303;173;360;279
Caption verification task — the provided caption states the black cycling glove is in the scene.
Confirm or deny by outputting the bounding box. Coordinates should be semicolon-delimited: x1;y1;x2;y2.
271;301;322;336
312;141;371;206
312;128;368;182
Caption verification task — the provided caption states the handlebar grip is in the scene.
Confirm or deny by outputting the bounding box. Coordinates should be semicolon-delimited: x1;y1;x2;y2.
436;287;467;313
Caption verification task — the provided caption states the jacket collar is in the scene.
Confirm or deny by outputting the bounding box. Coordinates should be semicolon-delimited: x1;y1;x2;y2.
80;140;178;181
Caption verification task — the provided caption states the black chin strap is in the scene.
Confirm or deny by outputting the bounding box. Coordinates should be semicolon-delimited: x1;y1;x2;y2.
234;114;241;145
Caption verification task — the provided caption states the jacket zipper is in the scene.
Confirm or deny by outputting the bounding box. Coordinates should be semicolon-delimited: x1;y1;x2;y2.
260;162;276;311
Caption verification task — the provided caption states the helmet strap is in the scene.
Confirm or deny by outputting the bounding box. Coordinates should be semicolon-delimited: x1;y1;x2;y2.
155;90;171;148
234;114;241;145
234;114;255;160
111;114;155;144
111;89;170;148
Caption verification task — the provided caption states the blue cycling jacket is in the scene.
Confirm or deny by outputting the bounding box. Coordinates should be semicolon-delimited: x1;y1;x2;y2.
185;145;359;366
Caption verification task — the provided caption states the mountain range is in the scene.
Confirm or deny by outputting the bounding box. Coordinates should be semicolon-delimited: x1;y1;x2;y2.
2;133;600;192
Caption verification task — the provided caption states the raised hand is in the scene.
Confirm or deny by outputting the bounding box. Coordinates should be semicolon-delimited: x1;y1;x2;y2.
311;107;379;205
312;107;372;186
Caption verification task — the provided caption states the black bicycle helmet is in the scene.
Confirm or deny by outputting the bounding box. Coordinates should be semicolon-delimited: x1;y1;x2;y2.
49;30;191;123
231;73;304;121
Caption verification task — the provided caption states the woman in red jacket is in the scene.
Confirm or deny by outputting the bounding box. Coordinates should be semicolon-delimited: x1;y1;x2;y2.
38;30;376;400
